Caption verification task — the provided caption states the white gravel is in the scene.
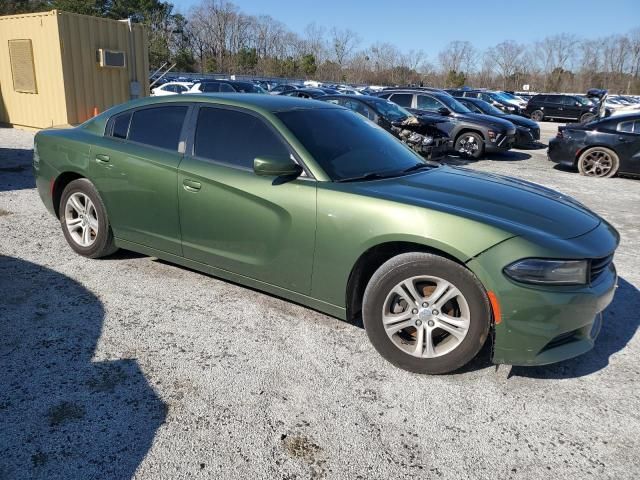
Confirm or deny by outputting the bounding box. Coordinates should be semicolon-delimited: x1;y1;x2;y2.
0;122;639;480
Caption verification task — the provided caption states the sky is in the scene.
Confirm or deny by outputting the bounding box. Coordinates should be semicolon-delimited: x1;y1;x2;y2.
171;0;640;55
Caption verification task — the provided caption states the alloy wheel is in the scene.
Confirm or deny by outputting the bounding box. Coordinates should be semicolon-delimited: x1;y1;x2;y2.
581;150;614;177
382;275;470;358
64;192;99;247
458;135;479;155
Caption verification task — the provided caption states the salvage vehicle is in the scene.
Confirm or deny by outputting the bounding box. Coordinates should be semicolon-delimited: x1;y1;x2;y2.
320;94;449;159
33;94;619;374
448;89;526;115
548;113;640;177
189;80;267;94
456;97;541;147
377;89;516;159
525;94;597;123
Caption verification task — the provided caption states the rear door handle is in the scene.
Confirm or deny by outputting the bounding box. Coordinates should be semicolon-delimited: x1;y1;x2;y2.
183;179;201;192
95;154;110;163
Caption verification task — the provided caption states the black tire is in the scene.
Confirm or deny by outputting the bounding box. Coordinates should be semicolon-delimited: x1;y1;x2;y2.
454;131;485;159
577;147;619;178
579;112;595;123
362;253;491;374
59;178;118;258
530;110;544;122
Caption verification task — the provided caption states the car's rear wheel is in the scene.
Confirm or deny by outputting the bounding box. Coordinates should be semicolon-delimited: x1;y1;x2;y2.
60;178;118;258
580;112;595;123
530;110;544;121
454;132;484;159
362;253;491;374
577;147;619;178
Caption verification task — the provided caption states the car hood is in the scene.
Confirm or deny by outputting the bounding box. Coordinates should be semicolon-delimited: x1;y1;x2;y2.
349;166;600;240
499;114;538;129
453;112;516;132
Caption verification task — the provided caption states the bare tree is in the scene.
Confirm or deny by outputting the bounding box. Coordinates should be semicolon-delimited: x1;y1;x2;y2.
438;41;476;75
330;27;360;68
487;40;525;89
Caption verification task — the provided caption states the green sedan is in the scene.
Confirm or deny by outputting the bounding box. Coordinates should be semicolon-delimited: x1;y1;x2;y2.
33;94;619;374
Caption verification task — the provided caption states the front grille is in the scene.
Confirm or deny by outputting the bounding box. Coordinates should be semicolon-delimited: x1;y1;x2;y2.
590;254;614;283
541;330;579;352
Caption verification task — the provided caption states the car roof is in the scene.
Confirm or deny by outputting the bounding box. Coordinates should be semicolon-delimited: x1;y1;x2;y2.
94;93;340;120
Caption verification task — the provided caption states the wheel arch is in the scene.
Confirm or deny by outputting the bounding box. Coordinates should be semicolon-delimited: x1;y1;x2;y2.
345;240;468;323
454;127;486;143
52;171;86;218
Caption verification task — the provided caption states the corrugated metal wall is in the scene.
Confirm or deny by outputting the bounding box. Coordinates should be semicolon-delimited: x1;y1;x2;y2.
57;11;149;125
0;11;67;128
0;10;149;129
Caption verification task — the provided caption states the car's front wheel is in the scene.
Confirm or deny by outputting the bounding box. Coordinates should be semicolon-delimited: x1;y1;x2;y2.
454;132;484;159
530;110;544;121
362;253;491;374
577;147;619;178
59;178;118;258
580;113;596;123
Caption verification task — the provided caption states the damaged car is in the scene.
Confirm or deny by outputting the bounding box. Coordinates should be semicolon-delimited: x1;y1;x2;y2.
320;95;449;160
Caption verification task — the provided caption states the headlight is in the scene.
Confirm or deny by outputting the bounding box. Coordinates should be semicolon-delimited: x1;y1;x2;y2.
504;259;588;285
507;106;516;111
422;136;434;145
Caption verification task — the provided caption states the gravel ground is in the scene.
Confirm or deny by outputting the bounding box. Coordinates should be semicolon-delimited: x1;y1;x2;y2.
1;122;639;480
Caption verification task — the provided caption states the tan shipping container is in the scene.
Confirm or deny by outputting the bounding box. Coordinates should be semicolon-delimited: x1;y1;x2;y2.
0;10;149;129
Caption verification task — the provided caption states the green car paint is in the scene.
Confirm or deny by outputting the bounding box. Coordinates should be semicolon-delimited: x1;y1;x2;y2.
33;94;619;366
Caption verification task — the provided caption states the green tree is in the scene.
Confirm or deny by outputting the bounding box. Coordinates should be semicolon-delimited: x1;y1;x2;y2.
300;54;317;77
446;70;466;88
237;48;258;73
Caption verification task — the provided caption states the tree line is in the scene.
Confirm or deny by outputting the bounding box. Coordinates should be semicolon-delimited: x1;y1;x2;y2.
3;0;640;93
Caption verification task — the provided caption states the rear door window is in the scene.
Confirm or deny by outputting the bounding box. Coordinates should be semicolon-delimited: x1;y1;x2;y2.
389;93;413;108
219;83;235;92
193;107;290;169
127;106;188;150
416;95;443;111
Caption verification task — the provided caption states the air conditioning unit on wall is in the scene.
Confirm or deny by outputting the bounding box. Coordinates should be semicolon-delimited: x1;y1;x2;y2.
96;49;126;68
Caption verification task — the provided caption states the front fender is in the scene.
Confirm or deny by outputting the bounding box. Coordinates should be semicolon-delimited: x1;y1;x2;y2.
310;185;512;308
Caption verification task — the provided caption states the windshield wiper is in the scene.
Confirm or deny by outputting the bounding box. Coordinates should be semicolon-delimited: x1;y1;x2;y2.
336;172;395;183
402;162;436;173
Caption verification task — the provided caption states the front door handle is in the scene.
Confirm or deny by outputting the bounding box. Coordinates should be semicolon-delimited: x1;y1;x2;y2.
183;179;201;192
95;154;110;163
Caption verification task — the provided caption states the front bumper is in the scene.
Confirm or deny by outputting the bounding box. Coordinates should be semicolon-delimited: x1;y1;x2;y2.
514;126;540;147
485;132;516;152
467;222;619;366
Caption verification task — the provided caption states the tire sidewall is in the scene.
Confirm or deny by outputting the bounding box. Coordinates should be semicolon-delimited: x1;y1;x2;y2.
531;110;544;121
362;253;490;374
59;179;114;258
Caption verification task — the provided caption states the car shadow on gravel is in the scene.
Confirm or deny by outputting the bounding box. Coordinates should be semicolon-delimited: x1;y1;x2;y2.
510;277;640;379
0;256;166;479
442;151;532;166
0;148;35;192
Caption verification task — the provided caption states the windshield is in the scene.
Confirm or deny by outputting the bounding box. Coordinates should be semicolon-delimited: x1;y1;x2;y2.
575;96;593;106
474;99;504;115
493;92;515;102
437;95;472;114
370;98;411;122
276;108;428;181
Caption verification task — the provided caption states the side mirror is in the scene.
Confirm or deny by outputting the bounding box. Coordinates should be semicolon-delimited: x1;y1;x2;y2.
437;107;451;116
254;155;303;177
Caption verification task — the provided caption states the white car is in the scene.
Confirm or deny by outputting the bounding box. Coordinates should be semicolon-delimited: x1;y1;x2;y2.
151;82;193;96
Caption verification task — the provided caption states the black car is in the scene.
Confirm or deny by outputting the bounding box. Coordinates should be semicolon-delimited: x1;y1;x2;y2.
448;89;526;116
548;113;640;178
320;94;449;159
456;97;540;147
376;89;516;159
190;80;267;94
525;94;597;123
279;88;329;99
269;84;302;95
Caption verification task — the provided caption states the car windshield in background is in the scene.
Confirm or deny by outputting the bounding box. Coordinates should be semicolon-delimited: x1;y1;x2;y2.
476;100;504;115
438;95;472;114
493;92;515;102
236;83;266;93
370;99;411;122
575;96;592;106
276;108;428;181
